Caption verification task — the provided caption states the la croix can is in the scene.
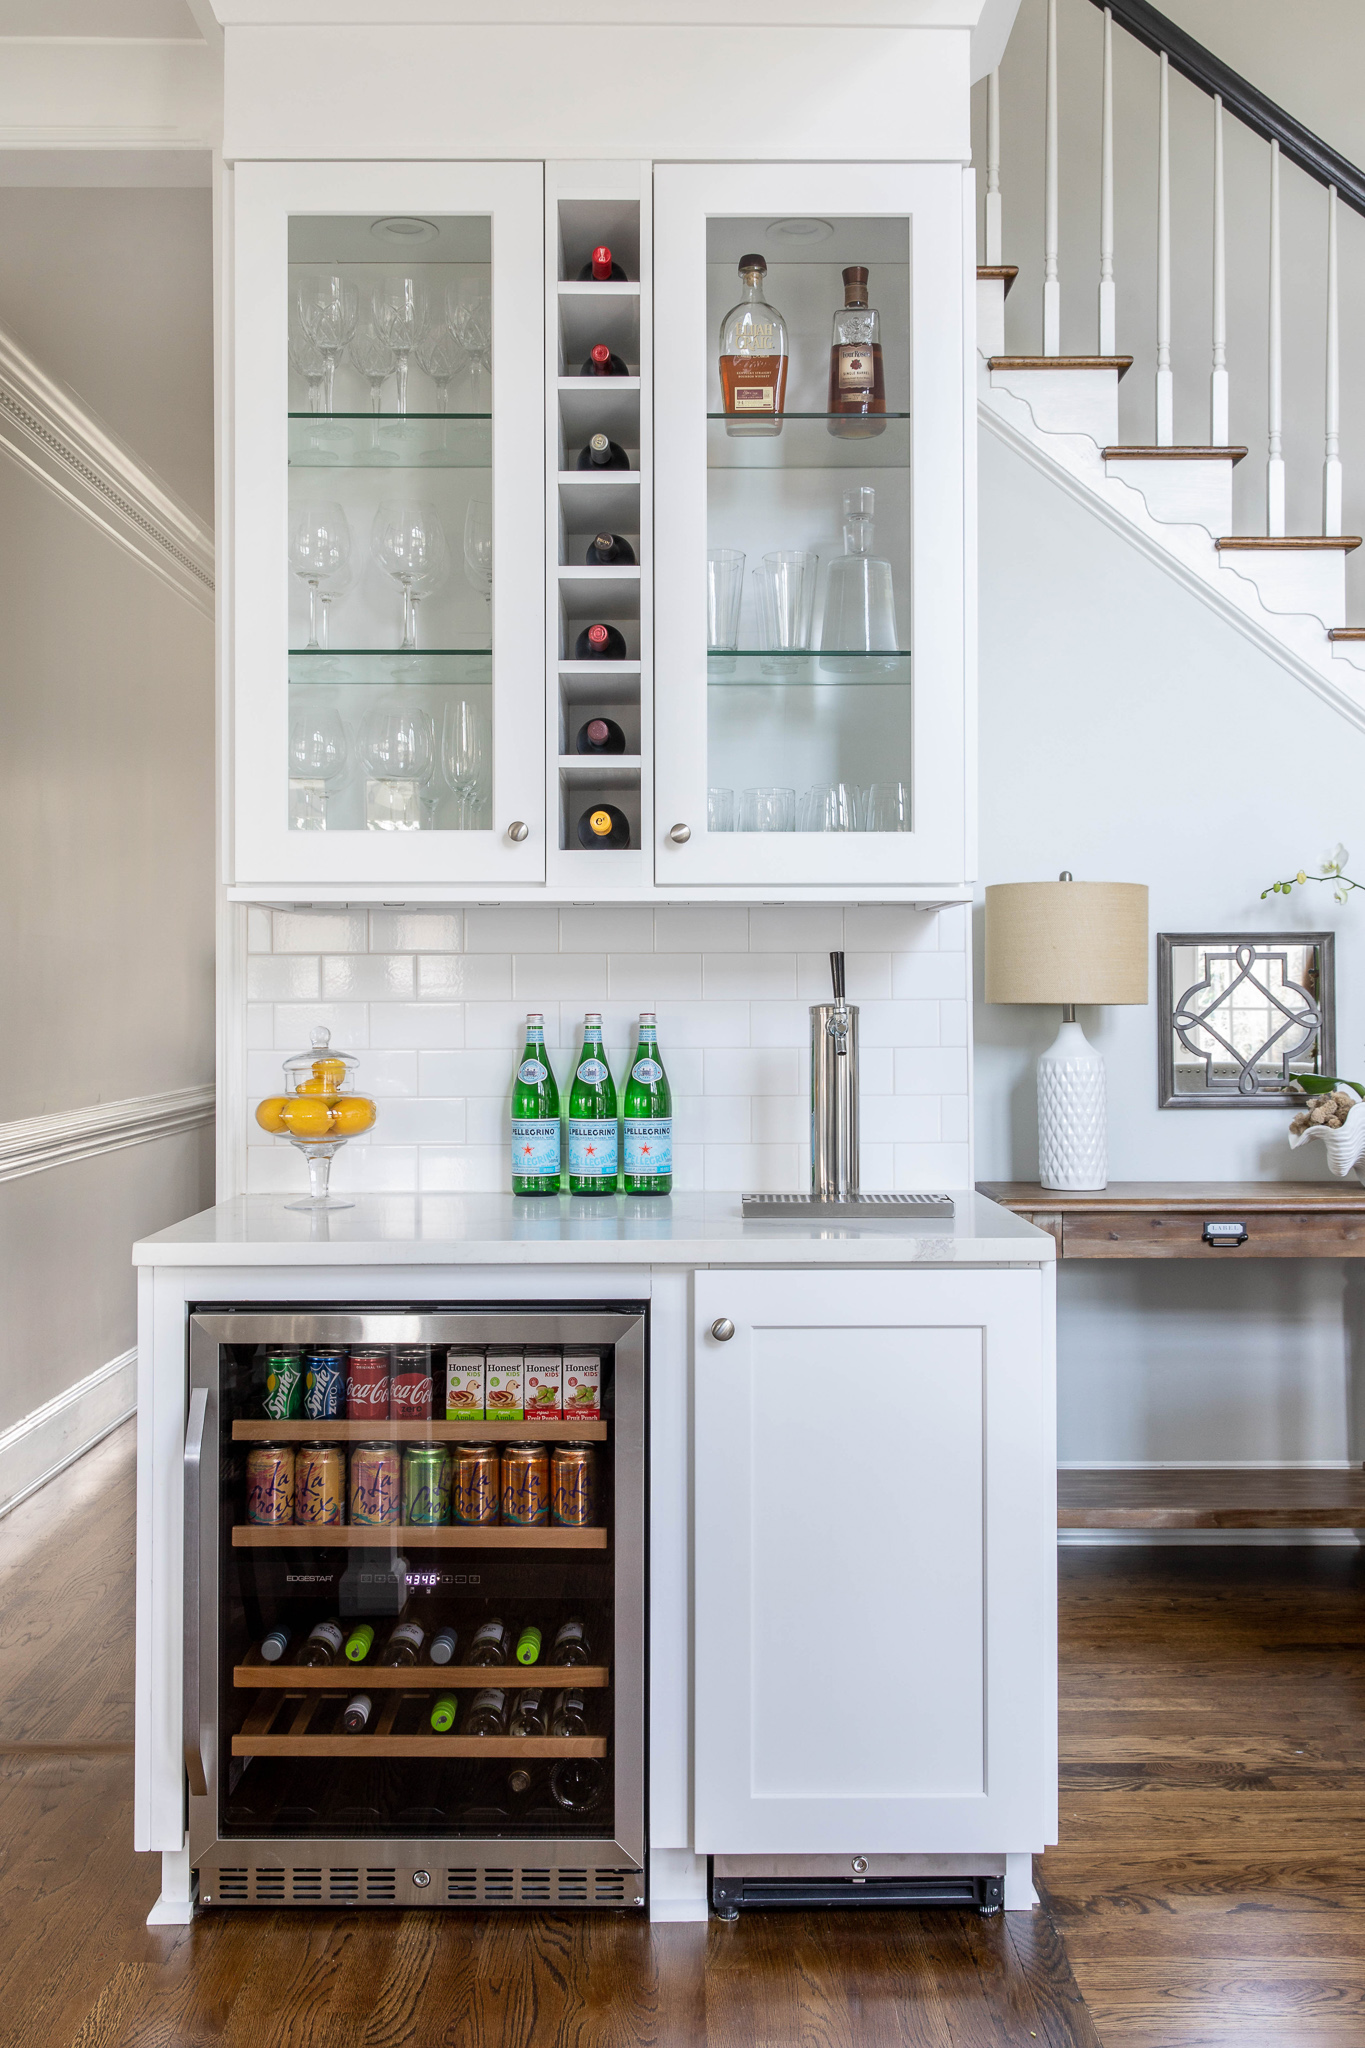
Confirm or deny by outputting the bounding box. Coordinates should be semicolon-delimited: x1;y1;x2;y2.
261;1349;302;1422
452;1442;499;1526
391;1344;434;1421
246;1444;294;1525
551;1443;598;1527
402;1443;451;1526
349;1442;400;1526
294;1442;346;1525
303;1349;345;1421
501;1443;550;1527
346;1348;391;1422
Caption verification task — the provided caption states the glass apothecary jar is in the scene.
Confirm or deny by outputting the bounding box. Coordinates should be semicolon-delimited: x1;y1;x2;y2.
254;1026;377;1210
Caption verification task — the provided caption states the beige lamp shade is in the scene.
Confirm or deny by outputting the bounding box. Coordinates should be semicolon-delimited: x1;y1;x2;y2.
985;880;1148;1006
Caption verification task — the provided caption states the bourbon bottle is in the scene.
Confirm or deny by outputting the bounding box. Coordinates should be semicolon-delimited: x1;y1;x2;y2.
718;254;788;437
827;265;885;438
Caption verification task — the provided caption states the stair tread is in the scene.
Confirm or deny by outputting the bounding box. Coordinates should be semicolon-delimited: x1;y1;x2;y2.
989;354;1132;378
1216;534;1362;551
1103;444;1247;462
1328;627;1365;639
976;264;1019;296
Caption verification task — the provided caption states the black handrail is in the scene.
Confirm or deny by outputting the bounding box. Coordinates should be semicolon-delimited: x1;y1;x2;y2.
1090;0;1365;220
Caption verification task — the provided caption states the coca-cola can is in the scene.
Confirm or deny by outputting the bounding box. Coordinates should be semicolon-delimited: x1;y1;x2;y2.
350;1442;400;1526
346;1347;390;1421
295;1442;347;1525
246;1445;294;1525
391;1343;433;1421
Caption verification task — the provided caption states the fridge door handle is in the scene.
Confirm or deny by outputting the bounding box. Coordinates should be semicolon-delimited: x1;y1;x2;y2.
183;1385;209;1799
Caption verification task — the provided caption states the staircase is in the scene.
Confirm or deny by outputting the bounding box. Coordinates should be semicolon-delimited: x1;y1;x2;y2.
977;0;1365;732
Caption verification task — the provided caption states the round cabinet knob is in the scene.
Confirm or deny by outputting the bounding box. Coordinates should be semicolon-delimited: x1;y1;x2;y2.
669;823;691;844
506;820;529;843
710;1318;735;1342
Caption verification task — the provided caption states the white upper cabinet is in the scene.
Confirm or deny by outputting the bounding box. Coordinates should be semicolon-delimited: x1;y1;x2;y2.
229;161;546;895
654;164;972;893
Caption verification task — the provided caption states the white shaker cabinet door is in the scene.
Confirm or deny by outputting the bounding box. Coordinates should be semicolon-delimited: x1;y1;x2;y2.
692;1267;1055;1855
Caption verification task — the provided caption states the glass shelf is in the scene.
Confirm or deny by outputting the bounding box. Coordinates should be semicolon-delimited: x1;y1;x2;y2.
288;414;491;469
707;651;911;686
707;413;911;470
288;650;491;686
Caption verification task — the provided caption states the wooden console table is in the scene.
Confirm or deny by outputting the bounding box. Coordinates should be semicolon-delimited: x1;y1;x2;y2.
978;1180;1365;1531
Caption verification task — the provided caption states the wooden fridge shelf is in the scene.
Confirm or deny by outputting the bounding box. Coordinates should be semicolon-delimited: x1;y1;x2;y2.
235;1651;610;1689
233;1420;608;1443
232;1689;608;1760
1059;1467;1365;1528
232;1525;608;1550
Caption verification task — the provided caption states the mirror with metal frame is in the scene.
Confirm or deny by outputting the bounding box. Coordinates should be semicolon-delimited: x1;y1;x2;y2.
1157;932;1335;1108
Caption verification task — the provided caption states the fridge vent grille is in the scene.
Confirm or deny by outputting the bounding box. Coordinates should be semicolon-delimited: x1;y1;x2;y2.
447;1869;478;1902
520;1869;552;1902
254;1868;286;1902
558;1869;588;1902
217;1869;250;1902
366;1869;397;1902
329;1869;360;1902
291;1869;323;1902
593;1872;628;1904
483;1868;516;1901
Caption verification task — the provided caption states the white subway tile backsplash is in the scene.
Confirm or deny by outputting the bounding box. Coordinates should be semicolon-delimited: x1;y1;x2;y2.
702;951;797;1000
273;1002;368;1048
939;999;969;1047
685;1095;752;1144
894;1141;971;1188
941;1095;970;1143
653;905;750;952
465;906;560;953
330;1144;421;1193
322;954;416;1000
465;1000;557;1049
704;1047;798;1097
748;906;844;952
369;1003;464;1050
560;904;654;953
607;953;703;1001
894;1048;970;1095
418;953;514;1000
512;953;608;1000
862;1094;941;1144
272;908;369;954
369;908;464;953
248;955;321;1002
703;1142;803;1191
891;953;968;1000
247;907;273;954
377;1097;467;1145
748;1001;809;1048
419;1144;512;1192
750;1093;806;1143
648;1001;750;1049
798;950;892;1000
465;1094;511;1144
858;1000;940;1048
420;1048;514;1096
353;1050;419;1096
246;1005;275;1051
935;905;967;951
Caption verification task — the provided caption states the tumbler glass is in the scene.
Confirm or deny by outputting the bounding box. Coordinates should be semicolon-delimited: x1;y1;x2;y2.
739;786;796;832
706;549;745;651
865;781;911;832
707;786;736;833
799;783;860;832
753;550;818;671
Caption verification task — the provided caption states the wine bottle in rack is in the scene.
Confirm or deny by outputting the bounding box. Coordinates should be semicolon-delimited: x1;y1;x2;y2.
576;432;629;472
429;1626;459;1666
260;1624;291;1664
342;1694;372;1733
577;244;628;281
574;622;628;661
297;1619;345;1667
585;532;636;566
509;1688;549;1737
576;805;631;850
581;343;629;377
575;717;626;756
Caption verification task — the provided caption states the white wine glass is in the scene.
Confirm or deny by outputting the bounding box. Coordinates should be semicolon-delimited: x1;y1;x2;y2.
415;317;464;417
371;499;451;650
360;700;434;832
288;314;328;415
441;696;485;828
349;323;398;422
447;286;492;399
373;275;427;416
288;702;348;830
316;555;353;650
297;274;359;413
463;498;492;610
288;500;351;649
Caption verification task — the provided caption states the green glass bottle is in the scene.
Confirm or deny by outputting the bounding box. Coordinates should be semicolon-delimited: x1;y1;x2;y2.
567;1012;618;1195
623;1012;673;1194
511;1012;561;1195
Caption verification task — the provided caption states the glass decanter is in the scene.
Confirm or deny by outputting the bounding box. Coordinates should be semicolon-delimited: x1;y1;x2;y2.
254;1025;377;1210
818;488;901;676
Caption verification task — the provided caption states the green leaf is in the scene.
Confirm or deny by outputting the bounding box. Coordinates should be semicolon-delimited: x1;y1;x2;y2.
1292;1075;1365;1099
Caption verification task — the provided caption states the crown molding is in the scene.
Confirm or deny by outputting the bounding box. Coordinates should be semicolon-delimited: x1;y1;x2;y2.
0;324;214;616
0;1085;215;1185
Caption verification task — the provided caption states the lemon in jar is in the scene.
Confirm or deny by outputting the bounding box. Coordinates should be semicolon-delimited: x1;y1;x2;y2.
281;1095;335;1140
254;1096;291;1134
330;1096;377;1137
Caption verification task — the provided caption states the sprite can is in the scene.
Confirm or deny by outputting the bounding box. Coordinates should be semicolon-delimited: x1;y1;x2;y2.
402;1443;451;1527
262;1349;303;1422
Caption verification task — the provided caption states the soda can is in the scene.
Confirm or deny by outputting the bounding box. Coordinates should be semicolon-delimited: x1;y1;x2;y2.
246;1444;294;1525
402;1443;451;1526
391;1344;434;1422
303;1349;345;1421
452;1442;499;1526
501;1443;550;1527
295;1442;347;1525
551;1443;598;1528
262;1349;302;1422
349;1442;400;1526
346;1347;391;1422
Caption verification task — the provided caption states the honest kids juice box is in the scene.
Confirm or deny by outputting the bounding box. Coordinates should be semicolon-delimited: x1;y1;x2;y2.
445;1349;486;1422
561;1352;602;1421
524;1352;563;1422
485;1353;525;1423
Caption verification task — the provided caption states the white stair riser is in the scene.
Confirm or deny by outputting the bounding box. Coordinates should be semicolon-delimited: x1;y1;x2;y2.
976;277;1007;360
1103;458;1232;535
1217;548;1347;626
1331;640;1365;672
988;366;1120;446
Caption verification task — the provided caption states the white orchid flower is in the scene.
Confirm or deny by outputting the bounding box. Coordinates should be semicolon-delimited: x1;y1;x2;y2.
1322;843;1350;876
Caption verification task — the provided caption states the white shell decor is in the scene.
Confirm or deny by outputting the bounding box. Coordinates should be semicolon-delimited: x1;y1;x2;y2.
1287;1097;1365;1185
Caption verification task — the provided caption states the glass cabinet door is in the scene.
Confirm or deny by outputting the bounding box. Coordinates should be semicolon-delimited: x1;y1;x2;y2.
231;162;545;892
654;164;968;890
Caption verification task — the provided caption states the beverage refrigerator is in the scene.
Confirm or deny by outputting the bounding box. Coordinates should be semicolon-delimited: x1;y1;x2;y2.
183;1305;645;1909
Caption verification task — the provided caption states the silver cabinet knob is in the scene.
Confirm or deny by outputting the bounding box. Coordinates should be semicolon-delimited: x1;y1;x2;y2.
506;820;529;843
710;1318;735;1342
669;823;691;844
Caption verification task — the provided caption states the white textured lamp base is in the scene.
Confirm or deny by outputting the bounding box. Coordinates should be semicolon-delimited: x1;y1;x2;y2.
1037;1019;1107;1191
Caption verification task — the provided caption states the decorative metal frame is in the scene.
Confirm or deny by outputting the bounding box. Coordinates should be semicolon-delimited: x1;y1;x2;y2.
1157;931;1336;1110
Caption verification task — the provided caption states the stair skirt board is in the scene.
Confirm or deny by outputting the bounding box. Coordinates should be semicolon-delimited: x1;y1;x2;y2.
987;358;1132;444
1102;451;1237;531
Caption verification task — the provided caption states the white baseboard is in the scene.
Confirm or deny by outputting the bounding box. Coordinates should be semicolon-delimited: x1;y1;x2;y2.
0;1347;136;1518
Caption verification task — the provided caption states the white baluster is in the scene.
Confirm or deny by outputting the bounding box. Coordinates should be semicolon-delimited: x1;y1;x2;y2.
986;67;1002;266
1155;51;1173;444
1324;183;1342;535
1044;0;1060;354
1267;139;1285;535
1099;7;1114;354
1211;95;1228;444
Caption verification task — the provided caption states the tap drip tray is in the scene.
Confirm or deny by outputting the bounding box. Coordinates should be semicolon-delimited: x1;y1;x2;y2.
741;1192;955;1220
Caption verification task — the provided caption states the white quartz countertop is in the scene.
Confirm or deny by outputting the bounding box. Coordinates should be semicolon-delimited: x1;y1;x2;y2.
133;1191;1053;1268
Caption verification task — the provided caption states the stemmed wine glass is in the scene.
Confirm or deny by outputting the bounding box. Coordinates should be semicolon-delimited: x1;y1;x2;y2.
373;276;427;416
288;702;349;830
297;275;359;413
415;316;464;417
442;696;485;828
360;700;434;832
317;556;353;649
447;286;492;398
288;501;352;649
349;324;398;414
288;314;328;415
462;499;492;611
371;500;450;650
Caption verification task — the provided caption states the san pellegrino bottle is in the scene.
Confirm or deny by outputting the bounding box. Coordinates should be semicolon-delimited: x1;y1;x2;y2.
623;1013;672;1194
511;1013;561;1195
568;1014;618;1194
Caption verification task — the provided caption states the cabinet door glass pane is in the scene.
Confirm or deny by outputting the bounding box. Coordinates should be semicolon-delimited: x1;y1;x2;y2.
287;215;493;834
705;216;912;841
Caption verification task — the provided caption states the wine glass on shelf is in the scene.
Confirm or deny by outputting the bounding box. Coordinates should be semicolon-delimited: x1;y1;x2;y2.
447;286;492;400
442;695;485;829
373;275;427;416
415;316;465;419
288;314;328;416
462;498;492;613
349;324;398;439
316;554;353;650
371;499;451;651
297;274;359;414
360;699;434;832
288;500;351;650
287;701;348;831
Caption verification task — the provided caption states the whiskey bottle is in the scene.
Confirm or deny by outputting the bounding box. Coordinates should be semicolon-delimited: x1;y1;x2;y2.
568;1014;619;1192
623;1012;672;1195
575;717;626;755
576;804;630;849
827;265;886;438
718;253;788;437
574;621;628;660
511;1012;561;1196
582;343;629;376
585;531;636;566
578;244;627;281
576;431;629;471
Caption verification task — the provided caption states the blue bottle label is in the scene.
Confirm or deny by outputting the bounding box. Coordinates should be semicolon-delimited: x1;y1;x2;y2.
518;1058;548;1084
569;1120;618;1176
577;1058;609;1085
512;1120;560;1176
632;1058;663;1083
624;1119;672;1174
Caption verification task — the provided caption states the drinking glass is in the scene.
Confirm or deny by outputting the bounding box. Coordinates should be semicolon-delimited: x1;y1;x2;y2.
361;701;434;832
349;324;398;419
373;275;427;415
799;783;860;832
865;781;911;832
463;499;493;609
371;500;451;649
416;317;465;415
297;274;359;413
288;315;328;415
316;557;353;650
739;786;795;832
447;286;492;395
707;786;736;832
753;550;818;674
706;549;745;651
288;703;348;830
288;500;351;649
442;696;486;828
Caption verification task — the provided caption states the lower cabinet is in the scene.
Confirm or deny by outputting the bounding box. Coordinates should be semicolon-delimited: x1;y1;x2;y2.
692;1266;1055;1856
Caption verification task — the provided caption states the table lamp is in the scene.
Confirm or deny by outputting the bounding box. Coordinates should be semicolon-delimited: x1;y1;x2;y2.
984;873;1148;1191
